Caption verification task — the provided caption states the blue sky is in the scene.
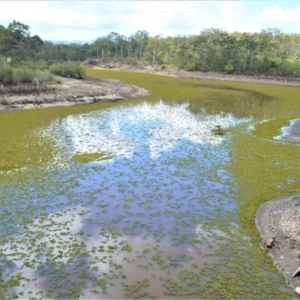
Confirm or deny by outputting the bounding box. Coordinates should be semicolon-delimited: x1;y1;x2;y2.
0;1;299;42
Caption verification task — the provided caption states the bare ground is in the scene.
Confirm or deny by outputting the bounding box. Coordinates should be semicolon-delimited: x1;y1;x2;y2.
0;75;151;112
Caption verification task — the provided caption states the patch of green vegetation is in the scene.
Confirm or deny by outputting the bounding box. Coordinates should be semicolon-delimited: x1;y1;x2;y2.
253;118;290;139
0;65;55;85
71;152;114;163
50;61;86;79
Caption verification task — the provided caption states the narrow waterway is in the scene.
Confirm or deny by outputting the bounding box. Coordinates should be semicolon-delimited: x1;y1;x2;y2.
0;70;299;298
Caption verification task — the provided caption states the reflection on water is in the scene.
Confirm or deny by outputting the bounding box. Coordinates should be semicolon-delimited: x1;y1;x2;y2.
275;119;300;143
0;97;295;298
43;101;246;160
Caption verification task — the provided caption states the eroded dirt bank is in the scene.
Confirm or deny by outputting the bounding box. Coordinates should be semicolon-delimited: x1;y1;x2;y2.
0;76;151;112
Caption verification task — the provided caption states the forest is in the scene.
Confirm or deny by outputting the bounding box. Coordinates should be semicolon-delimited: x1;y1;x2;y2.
1;20;300;78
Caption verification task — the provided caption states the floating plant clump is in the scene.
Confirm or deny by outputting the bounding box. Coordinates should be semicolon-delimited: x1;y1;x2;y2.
72;152;114;163
0;69;299;298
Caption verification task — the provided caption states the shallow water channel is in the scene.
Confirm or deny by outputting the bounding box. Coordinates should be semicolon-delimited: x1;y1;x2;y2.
0;70;300;299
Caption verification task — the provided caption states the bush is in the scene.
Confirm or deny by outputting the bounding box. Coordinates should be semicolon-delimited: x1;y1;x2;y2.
0;56;6;67
13;67;35;84
0;65;14;84
184;61;202;71
50;61;86;79
0;65;56;85
35;70;54;83
224;64;234;74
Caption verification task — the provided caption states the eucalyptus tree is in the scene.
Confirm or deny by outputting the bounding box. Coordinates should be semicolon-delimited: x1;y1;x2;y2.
147;35;164;66
0;21;44;62
133;30;149;60
7;20;30;43
107;32;127;59
89;38;113;61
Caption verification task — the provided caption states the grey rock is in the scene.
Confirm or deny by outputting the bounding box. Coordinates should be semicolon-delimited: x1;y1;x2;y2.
265;238;275;248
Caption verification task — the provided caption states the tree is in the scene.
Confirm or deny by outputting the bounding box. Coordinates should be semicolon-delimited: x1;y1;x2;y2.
133;30;149;60
7;20;30;42
147;36;163;66
30;35;44;52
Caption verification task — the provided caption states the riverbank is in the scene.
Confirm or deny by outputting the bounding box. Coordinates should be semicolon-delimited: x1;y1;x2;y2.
256;193;300;293
0;75;151;112
1;67;300;113
91;65;300;87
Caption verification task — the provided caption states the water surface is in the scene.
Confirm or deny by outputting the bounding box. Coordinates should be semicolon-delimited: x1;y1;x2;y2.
0;70;300;298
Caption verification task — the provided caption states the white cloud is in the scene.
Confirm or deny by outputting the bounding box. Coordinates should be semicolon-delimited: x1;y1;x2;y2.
0;1;299;41
259;4;300;23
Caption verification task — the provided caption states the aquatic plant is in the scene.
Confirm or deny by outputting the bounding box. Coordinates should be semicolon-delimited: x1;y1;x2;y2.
0;68;299;298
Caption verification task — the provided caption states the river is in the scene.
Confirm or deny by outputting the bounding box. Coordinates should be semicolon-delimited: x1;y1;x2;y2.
0;70;299;298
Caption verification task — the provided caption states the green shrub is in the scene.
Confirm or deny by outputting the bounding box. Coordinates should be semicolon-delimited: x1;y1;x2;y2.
184;61;202;71
0;65;56;85
224;64;234;74
50;61;86;79
35;70;54;83
0;56;6;67
13;67;35;84
0;65;14;84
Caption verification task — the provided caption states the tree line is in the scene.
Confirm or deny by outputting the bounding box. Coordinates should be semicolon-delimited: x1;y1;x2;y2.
1;20;300;77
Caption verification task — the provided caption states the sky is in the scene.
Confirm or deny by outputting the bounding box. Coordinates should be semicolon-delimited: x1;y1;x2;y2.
0;1;299;42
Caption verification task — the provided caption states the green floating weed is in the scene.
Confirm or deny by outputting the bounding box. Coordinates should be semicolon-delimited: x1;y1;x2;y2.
72;152;114;163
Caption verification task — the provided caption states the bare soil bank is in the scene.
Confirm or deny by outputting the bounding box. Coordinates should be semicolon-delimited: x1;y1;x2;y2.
256;193;300;291
0;75;151;112
93;65;300;87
